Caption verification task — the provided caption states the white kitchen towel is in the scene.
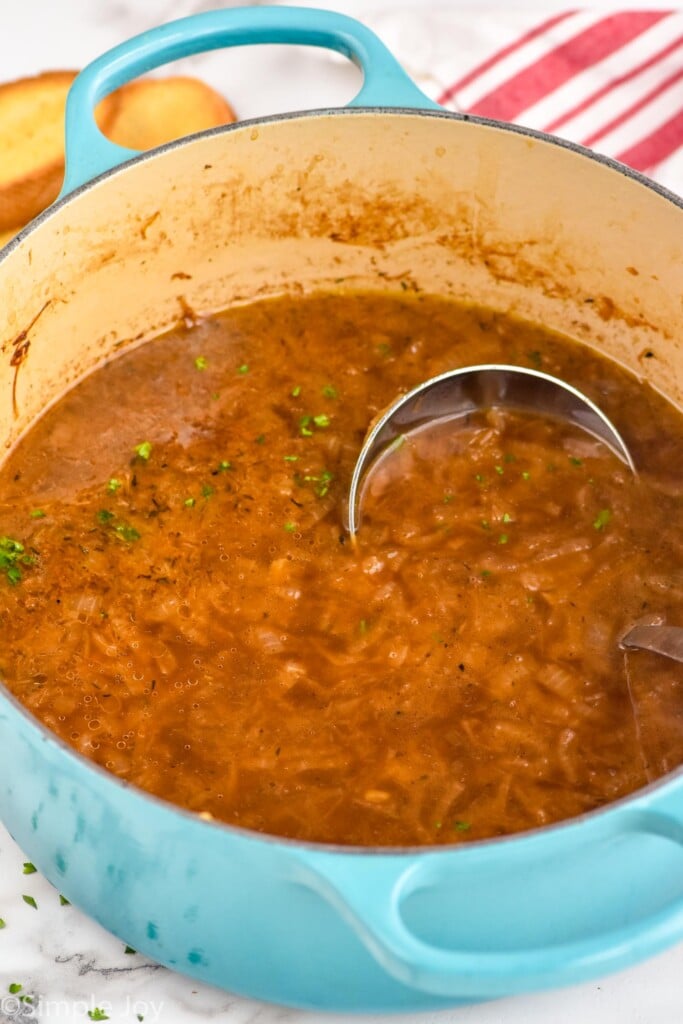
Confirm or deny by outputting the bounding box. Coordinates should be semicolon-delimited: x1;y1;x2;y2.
366;7;683;193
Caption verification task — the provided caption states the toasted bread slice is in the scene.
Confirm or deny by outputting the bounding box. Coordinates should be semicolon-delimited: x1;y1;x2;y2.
0;71;119;232
0;72;236;236
105;76;236;151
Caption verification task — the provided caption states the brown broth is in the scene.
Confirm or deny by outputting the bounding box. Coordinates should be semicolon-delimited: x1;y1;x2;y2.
1;292;682;846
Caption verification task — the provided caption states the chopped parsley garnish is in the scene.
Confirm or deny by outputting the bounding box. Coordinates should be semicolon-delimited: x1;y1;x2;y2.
377;342;392;357
299;469;334;498
443;493;454;504
521;471;531;481
59;894;70;906
527;350;542;368
283;455;299;462
480;519;490;530
238;363;249;375
569;456;583;466
322;385;338;399
255;434;266;445
0;536;35;587
593;508;612;531
454;820;471;831
184;498;195;508
498;534;509;544
504;453;516;463
107;478;122;493
201;484;214;499
114;523;141;542
22;895;37;909
494;465;504;476
97;511;139;542
475;473;485;484
29;509;45;519
217;460;232;472
299;413;330;436
8;983;22;994
133;441;152;461
22;863;36;875
283;521;297;533
502;513;512;523
88;1010;110;1021
194;355;208;371
291;385;302;398
480;569;492;579
124;945;136;954
0;919;5;928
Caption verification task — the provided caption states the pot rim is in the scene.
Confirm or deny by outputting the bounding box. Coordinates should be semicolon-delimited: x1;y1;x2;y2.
2;102;682;857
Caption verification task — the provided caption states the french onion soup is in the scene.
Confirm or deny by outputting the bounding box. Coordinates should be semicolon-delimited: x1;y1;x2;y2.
1;291;682;846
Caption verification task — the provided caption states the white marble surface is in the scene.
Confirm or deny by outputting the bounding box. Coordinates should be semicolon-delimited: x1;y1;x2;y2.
2;1;683;1021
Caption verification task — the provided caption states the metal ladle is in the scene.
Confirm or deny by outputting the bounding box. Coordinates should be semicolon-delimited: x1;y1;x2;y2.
346;364;683;663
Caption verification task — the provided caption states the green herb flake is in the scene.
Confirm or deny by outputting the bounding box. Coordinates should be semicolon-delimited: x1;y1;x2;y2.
377;342;392;357
434;821;442;829
217;460;232;472
291;385;302;398
137;1016;144;1023
255;434;266;445
498;533;509;544
299;415;313;437
0;536;35;587
238;363;249;375
504;453;516;463
313;413;330;429
59;894;70;906
29;509;45;519
593;508;612;531
527;350;542;368
502;513;512;523
0;918;6;928
97;509;115;524
133;441;152;461
22;895;37;910
322;385;338;400
22;863;36;875
107;478;122;493
569;456;583;466
88;1009;110;1022
475;473;485;485
359;619;369;636
283;521;297;533
8;983;22;994
184;498;196;508
443;493;454;504
522;471;531;481
494;465;504;476
480;570;492;579
303;470;335;498
194;355;208;371
283;455;299;463
453;820;471;832
113;523;141;543
124;945;136;955
480;519;490;530
201;484;215;499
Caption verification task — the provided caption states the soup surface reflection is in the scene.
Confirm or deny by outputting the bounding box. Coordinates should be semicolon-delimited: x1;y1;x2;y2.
1;292;682;845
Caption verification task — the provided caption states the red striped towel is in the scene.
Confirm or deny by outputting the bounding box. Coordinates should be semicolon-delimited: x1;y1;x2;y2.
368;8;683;192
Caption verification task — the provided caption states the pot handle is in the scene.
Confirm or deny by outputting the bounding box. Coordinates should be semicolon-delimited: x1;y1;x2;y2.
296;807;683;998
61;6;439;197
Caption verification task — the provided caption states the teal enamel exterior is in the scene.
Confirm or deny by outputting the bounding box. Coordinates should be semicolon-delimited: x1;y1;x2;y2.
3;4;683;1011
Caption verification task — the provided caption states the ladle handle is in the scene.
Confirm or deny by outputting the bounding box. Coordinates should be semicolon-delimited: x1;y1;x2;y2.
61;6;438;196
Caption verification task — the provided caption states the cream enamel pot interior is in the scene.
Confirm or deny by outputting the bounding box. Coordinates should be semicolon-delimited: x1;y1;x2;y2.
1;6;683;1013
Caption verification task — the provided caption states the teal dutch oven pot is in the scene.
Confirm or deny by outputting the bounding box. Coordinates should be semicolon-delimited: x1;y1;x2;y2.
1;5;683;1012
